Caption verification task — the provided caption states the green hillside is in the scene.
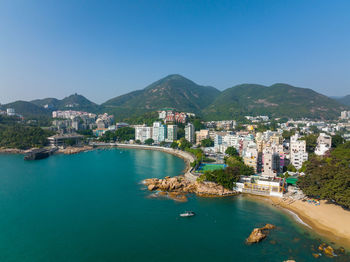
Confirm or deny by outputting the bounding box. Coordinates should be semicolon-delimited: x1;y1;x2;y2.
202;83;347;120
31;94;99;112
102;74;221;118
3;101;51;117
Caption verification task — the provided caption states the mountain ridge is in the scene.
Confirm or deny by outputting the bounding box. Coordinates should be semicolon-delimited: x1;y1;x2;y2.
2;75;348;120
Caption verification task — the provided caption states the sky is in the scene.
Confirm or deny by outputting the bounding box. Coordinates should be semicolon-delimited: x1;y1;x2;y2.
0;0;350;104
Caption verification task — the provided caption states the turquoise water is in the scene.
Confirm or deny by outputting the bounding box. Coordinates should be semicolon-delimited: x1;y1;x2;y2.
0;149;347;262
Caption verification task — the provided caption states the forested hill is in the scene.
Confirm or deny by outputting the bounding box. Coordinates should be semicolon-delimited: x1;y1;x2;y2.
102;74;221;119
202;83;347;120
3;76;348;120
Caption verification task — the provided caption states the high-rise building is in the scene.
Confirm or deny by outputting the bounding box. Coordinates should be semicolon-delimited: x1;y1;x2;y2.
135;125;153;143
166;125;177;142
290;134;308;170
185;123;195;143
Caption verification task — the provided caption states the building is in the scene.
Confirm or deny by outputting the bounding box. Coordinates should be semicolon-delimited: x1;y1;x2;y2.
262;143;284;177
6;108;15;116
185;123;195;143
340;111;350;120
315;133;332;156
166;125;177;142
135;125;153;143
235;176;284;197
152;122;167;143
195;129;209;145
48;134;84;147
290;134;308;170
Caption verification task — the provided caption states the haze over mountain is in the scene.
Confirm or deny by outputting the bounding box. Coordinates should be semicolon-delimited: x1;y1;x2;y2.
2;75;348;120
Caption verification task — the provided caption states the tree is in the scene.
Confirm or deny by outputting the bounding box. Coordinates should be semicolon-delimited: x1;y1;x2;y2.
297;142;350;208
287;164;297;172
300;134;318;153
135;140;141;144
179;138;192;150
225;147;239;157
160;141;166;147
170;141;178;149
144;138;154;145
331;134;345;148
192;119;204;131
226;156;254;176
201;138;214;147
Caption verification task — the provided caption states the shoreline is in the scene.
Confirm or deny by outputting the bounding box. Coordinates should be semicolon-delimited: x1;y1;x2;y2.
247;194;350;250
3;144;350;250
112;143;195;175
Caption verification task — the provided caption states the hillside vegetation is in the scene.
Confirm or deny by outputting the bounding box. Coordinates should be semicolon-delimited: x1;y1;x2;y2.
203;83;347;120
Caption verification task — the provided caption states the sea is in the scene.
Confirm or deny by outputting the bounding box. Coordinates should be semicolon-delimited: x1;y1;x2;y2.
0;148;348;262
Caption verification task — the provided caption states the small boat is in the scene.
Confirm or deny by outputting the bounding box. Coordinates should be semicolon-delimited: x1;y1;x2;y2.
180;211;195;217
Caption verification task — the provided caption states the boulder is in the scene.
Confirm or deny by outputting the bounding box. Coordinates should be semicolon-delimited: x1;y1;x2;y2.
262;224;275;230
324;246;334;257
148;184;157;191
246;228;266;243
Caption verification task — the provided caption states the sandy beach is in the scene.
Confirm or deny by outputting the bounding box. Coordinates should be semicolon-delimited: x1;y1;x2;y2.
267;197;350;249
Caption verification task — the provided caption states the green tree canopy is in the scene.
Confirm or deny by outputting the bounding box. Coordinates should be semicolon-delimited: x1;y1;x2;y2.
201;138;214;147
225;146;239;157
144;138;154;145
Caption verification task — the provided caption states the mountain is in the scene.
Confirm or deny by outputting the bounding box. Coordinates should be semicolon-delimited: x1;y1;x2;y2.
334;95;350;106
202;83;348;120
102;74;221;118
3;101;51;117
31;98;60;108
31;94;99;112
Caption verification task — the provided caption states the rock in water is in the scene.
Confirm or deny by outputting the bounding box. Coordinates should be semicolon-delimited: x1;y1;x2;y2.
324;246;334;257
246;228;266;243
262;224;275;230
148;184;157;191
246;224;276;244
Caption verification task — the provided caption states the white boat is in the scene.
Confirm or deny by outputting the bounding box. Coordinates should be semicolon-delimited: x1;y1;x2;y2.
180;211;195;217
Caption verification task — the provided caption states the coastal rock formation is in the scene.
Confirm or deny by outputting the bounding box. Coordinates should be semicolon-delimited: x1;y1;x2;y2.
318;243;337;257
58;146;93;155
246;224;276;244
144;176;237;196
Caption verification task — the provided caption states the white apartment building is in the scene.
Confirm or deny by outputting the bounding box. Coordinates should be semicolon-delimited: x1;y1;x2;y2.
262;143;284;177
152;122;167;143
185;123;195;143
315;133;332;156
135;125;153;143
290;134;308;170
152;122;162;143
166;125;177;142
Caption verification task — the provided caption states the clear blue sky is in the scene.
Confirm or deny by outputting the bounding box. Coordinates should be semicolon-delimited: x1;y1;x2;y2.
1;0;349;104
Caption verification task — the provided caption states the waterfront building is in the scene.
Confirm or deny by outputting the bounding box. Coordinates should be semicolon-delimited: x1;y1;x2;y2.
235;176;284;197
166;125;177;142
290;133;308;170
185;123;195;143
152;122;167;143
135;125;153;143
48;134;84;147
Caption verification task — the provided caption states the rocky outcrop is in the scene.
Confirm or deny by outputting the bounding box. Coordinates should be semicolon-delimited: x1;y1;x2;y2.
143;176;237;196
58;146;93;155
318;243;336;257
246;224;276;244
